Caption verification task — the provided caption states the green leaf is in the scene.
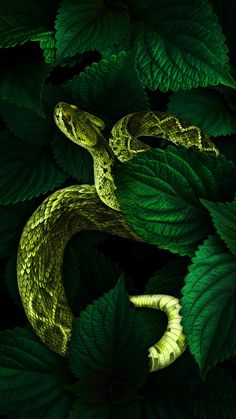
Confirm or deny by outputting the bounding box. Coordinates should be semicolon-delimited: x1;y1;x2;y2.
144;351;236;419
135;0;236;91
0;102;52;145
68;279;149;400
0;200;36;257
0;131;67;204
63;236;122;316
0;0;57;47
0;44;50;116
64;49;150;121
68;398;141;419
168;88;236;137
145;256;189;299
125;0;152;13
115;146;236;256
52;130;94;184
0;327;74;418
55;0;130;61
201;196;236;257
181;235;236;376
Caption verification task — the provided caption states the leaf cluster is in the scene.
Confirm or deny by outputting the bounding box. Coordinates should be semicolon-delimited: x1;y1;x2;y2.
0;0;236;418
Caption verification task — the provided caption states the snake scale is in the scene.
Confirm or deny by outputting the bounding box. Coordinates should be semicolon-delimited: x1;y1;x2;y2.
17;103;219;372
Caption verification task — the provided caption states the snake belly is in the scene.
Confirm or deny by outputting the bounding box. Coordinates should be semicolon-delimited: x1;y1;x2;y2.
17;106;219;372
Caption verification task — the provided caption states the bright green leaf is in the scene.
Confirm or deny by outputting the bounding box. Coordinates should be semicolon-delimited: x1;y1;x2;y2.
0;44;50;116
0;327;74;418
68;279;149;393
55;0;130;61
0;131;67;204
115;146;236;256
64;49;150;121
135;0;236;91
181;235;236;376
168;88;236;137
201;196;236;257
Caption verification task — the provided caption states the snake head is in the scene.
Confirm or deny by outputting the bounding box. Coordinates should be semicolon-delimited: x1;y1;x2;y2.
54;102;106;149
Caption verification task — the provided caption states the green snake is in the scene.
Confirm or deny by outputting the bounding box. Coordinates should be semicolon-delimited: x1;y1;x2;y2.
17;103;219;372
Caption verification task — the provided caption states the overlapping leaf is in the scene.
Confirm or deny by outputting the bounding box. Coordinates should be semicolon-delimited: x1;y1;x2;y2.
64;49;150;121
0;0;57;47
135;0;236;91
168;88;236;137
115;145;236;256
201;195;236;256
68;279;149;404
55;0;130;61
181;235;236;376
0;131;67;204
0;327;74;418
68;398;141;419
144;351;236;419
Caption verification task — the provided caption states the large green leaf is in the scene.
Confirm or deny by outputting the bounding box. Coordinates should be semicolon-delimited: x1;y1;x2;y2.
115;146;236;256
168;88;236;137
144;351;236;419
64;49;150;121
135;0;236;91
55;0;130;61
0;45;50;116
201;195;236;257
0;131;67;204
0;0;57;47
68;279;149;402
0;327;74;418
181;235;236;376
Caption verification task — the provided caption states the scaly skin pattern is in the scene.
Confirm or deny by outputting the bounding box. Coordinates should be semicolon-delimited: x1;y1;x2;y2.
17;103;219;372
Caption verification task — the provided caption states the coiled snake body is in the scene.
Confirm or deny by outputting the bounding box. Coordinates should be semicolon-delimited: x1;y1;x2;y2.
17;103;219;372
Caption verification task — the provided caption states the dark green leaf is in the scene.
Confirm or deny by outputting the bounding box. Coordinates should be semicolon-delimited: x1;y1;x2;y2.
64;49;150;121
68;398;141;419
115;146;236;256
201;196;236;257
68;279;149;395
181;235;236;376
135;0;236;91
0;327;74;418
0;131;67;204
168;88;236;137
55;0;130;61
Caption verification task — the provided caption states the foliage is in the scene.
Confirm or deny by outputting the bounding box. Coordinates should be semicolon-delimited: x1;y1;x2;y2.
0;0;236;418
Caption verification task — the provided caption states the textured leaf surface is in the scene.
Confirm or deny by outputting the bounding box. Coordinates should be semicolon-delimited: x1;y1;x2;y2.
181;235;236;376
0;327;74;418
68;279;149;402
168;89;236;137
144;351;236;419
0;45;49;116
0;200;36;257
55;0;130;60
65;49;150;121
115;146;236;256
0;131;67;204
0;0;57;47
135;0;236;91
201;196;236;257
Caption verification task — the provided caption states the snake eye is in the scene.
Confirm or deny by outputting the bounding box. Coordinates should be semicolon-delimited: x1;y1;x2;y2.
62;114;71;123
